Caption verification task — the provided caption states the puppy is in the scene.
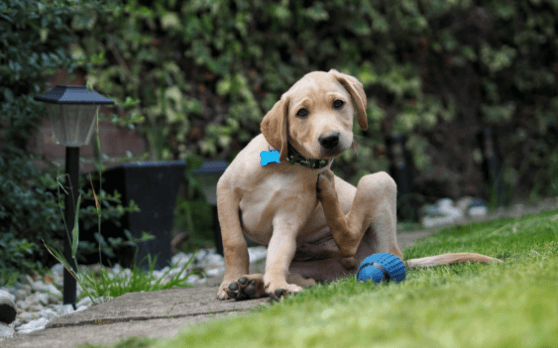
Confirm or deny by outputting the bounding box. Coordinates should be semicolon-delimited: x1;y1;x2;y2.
215;69;502;301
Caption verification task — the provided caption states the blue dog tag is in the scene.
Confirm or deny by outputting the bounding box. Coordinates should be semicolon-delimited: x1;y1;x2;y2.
260;149;280;166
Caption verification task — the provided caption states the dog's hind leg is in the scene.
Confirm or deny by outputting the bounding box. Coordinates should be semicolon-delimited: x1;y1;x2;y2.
317;170;403;270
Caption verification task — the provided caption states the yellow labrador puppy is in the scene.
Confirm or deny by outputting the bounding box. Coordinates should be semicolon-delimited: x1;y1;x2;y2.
216;69;501;301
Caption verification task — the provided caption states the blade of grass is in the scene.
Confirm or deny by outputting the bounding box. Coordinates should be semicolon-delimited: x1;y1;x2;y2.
43;239;99;305
92;107;107;297
43;239;77;280
71;194;81;259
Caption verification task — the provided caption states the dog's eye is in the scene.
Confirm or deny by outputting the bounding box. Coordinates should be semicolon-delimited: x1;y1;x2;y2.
296;108;309;118
333;100;344;109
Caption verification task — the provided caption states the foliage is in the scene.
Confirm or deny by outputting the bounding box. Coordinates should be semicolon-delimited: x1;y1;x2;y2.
0;0;139;286
68;0;558;206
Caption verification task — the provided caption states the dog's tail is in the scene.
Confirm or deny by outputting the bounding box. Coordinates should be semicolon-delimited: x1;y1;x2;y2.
404;253;503;269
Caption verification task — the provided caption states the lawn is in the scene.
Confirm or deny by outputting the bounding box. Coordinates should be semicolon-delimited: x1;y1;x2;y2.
84;209;558;348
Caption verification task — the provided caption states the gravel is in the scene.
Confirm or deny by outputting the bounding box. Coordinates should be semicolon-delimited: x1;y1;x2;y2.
0;246;267;338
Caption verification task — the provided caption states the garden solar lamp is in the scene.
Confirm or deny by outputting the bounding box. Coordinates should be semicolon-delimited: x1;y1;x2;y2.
192;160;229;256
34;85;114;308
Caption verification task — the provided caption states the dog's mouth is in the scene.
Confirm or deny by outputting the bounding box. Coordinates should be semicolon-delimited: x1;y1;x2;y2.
319;146;344;159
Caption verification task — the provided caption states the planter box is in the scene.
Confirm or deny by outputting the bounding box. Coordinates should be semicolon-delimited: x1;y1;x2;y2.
87;160;187;270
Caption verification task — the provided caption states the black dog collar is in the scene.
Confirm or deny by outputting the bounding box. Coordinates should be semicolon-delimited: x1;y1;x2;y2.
285;144;333;169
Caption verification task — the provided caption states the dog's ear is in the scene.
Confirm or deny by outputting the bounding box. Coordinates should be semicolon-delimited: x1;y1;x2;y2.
261;95;290;162
328;69;368;130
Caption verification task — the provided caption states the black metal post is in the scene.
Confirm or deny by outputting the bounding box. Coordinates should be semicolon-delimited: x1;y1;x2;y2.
480;127;504;207
63;147;79;309
388;134;418;222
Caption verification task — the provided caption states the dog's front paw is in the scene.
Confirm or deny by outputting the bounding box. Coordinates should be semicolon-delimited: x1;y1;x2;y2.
217;274;267;301
217;279;235;300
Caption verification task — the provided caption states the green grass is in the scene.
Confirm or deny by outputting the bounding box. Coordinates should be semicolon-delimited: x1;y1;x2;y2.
85;209;558;348
74;253;201;303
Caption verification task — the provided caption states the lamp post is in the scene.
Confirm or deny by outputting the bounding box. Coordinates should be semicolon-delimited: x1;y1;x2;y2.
192;160;229;256
34;85;114;308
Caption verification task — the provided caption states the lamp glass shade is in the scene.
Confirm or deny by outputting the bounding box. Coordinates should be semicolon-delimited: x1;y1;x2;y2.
192;161;229;206
198;174;220;205
47;103;98;146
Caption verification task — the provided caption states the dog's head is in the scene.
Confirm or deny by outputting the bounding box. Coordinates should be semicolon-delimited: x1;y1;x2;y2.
261;69;367;162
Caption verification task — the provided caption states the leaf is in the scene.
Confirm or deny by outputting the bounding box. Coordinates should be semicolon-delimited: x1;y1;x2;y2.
140;231;156;242
71;194;82;259
43;240;77;280
89;175;99;211
3;88;13;103
305;2;329;21
160;12;181;30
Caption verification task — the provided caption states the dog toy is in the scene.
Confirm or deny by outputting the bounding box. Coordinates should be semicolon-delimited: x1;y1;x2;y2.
356;253;406;283
260;149;281;166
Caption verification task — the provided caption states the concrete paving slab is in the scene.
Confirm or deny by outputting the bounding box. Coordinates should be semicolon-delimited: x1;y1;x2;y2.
4;313;241;348
3;286;270;348
45;287;270;327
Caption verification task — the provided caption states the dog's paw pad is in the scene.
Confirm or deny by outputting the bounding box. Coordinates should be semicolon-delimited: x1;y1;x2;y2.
242;279;260;297
226;282;240;299
224;275;266;301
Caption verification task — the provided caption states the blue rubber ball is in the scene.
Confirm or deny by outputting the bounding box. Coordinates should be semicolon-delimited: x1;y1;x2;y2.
356;253;406;283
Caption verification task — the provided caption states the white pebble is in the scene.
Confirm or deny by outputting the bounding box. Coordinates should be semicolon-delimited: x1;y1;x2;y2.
14;289;28;301
32;281;48;292
0;286;15;295
248;246;267;263
37;308;58;321
50;263;64;276
205;267;224;277
0;289;16;303
16;317;49;334
19;275;34;286
34;293;50;306
0;323;14;338
56;304;75;316
76;297;93;308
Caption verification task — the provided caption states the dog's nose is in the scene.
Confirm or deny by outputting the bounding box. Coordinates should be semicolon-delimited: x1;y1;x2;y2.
319;132;340;149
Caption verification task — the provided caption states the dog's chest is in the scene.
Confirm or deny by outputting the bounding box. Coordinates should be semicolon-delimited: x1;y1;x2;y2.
238;172;318;244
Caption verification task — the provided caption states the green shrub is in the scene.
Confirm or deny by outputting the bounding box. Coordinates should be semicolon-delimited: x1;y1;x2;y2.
72;0;558;205
0;0;135;285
